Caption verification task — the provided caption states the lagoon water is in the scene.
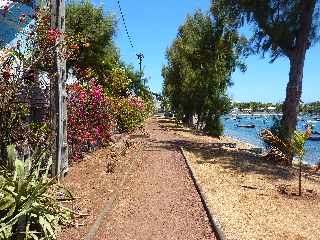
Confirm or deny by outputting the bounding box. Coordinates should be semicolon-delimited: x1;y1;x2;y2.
223;115;320;165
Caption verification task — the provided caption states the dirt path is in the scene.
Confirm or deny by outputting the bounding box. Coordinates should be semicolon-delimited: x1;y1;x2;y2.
59;116;216;240
94;117;215;239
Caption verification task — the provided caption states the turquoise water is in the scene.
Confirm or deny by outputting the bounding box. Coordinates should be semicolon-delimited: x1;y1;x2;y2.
223;115;320;165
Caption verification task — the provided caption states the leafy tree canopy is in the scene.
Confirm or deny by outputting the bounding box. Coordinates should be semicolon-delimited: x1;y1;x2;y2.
212;0;319;141
212;0;319;61
66;0;119;82
162;10;247;136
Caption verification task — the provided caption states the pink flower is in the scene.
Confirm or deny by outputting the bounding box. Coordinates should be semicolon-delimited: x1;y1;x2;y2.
47;28;61;42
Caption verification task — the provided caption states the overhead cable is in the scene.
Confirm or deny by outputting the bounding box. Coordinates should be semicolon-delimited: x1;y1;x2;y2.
116;0;135;50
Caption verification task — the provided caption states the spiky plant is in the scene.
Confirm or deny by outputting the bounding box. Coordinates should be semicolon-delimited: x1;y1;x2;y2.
0;146;74;239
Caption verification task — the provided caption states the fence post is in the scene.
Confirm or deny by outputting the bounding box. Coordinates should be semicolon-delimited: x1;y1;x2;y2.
50;0;68;177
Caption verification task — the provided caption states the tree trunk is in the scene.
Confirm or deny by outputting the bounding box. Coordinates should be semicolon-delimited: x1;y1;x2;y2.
281;54;305;140
299;158;302;196
281;0;316;140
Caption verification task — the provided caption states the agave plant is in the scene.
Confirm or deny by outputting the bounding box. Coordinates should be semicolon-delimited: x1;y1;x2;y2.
0;146;74;239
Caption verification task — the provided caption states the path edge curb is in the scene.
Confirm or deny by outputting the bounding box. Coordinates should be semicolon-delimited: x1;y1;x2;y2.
84;144;144;240
179;146;226;240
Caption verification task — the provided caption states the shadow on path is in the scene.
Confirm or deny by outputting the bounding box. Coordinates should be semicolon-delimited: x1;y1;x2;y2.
150;135;293;180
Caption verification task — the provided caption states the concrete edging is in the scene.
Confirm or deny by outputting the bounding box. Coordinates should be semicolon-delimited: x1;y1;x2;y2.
179;146;226;240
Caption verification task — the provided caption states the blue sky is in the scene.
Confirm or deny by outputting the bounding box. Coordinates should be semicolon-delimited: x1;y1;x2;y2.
96;0;319;103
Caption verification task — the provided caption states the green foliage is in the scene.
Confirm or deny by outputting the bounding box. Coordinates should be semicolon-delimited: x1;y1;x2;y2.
65;1;153;136
103;66;154;132
212;0;319;61
138;88;156;116
66;0;119;82
28;123;52;151
291;131;309;159
162;10;247;136
0;78;51;165
114;96;146;132
206;117;224;137
105;67;132;97
121;64;144;96
300;101;320;114
0;147;73;239
160;96;171;112
233;102;282;112
291;130;310;196
269;116;287;140
213;0;319;140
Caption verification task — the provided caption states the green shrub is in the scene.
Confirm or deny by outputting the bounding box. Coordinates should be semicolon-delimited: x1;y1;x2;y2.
206;117;224;137
114;96;145;132
0;146;73;239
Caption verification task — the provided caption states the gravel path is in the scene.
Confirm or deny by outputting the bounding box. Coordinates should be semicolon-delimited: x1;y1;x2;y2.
94;117;216;240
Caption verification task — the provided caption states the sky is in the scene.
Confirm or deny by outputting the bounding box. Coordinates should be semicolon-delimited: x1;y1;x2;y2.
94;0;319;104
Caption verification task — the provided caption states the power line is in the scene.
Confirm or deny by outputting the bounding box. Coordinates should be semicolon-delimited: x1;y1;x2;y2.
116;0;135;50
115;0;145;78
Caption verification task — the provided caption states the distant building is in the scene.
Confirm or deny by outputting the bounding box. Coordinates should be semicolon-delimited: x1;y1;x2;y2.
267;106;276;112
231;107;239;114
242;108;252;114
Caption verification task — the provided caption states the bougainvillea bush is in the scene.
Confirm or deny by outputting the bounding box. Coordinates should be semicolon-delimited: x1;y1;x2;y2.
114;95;146;132
0;4;88;162
67;80;116;160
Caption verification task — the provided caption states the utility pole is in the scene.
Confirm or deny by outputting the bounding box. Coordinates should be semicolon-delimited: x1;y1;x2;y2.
50;0;68;177
136;52;144;85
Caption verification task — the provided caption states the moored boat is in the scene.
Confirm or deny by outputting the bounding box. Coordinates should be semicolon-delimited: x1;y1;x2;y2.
236;124;256;128
308;136;320;141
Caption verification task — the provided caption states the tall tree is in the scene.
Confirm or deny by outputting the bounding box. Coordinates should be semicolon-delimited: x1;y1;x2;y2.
212;0;319;139
162;10;246;136
66;1;119;82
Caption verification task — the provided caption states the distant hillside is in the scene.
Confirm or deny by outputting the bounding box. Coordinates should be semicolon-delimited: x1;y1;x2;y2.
301;101;320;114
232;102;282;112
233;101;320;114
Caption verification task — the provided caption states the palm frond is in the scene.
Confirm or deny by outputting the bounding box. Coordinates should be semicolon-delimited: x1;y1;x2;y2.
261;129;292;165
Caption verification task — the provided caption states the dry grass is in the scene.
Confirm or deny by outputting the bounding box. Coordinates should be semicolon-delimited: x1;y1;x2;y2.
161;117;320;240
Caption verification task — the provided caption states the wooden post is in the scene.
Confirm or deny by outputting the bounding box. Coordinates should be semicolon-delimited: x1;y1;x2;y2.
50;0;68;177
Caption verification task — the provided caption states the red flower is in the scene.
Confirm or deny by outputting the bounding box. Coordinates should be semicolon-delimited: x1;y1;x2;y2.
69;44;80;49
47;28;61;42
67;80;116;160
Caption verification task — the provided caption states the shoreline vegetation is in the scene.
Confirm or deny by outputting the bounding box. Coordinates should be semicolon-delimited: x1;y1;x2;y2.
232;101;320;115
158;115;320;240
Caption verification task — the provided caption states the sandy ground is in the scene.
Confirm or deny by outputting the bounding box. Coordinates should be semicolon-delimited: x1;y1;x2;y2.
160;117;320;240
58;118;215;240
